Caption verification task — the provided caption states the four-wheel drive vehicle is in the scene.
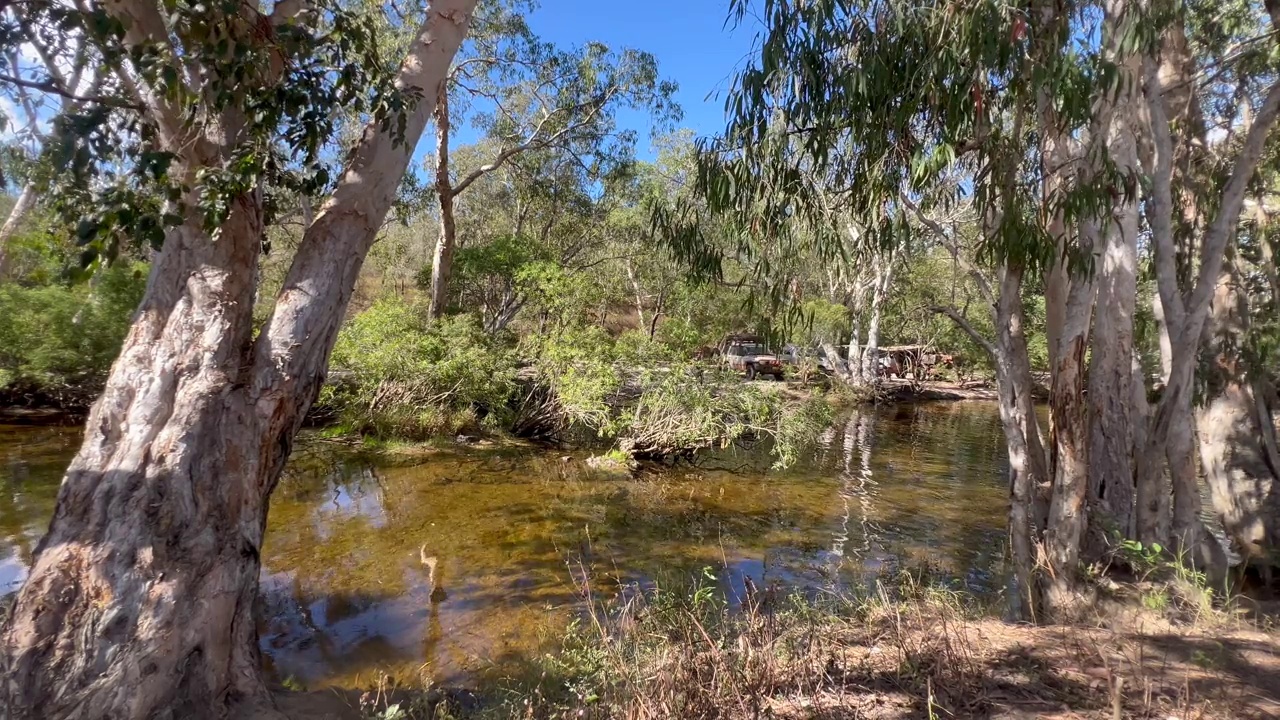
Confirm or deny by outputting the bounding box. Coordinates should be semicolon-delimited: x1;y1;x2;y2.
720;335;785;380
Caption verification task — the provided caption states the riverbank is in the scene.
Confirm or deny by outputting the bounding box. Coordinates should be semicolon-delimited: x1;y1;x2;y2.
271;576;1280;720
0;371;1003;456
3;408;1274;719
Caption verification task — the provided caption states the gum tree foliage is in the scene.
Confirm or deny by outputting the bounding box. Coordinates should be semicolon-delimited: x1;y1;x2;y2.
650;0;1154;618
424;0;680;317
0;0;478;717
5;2;402;259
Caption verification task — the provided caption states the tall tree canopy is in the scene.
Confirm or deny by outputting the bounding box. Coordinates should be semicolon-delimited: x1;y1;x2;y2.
657;0;1280;619
0;0;478;717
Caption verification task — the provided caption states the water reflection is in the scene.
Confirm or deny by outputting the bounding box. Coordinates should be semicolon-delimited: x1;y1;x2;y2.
0;401;1011;689
0;424;76;593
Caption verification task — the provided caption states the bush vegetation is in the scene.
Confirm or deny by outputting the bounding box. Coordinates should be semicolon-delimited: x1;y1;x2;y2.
0;263;147;405
524;326;832;466
325;299;519;439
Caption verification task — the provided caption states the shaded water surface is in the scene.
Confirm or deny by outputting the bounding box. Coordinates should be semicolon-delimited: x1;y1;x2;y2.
0;402;1009;688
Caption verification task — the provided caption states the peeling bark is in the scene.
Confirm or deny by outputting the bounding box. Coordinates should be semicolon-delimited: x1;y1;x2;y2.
1045;295;1092;610
429;86;457;319
0;3;478;718
1088;39;1141;541
1199;261;1280;566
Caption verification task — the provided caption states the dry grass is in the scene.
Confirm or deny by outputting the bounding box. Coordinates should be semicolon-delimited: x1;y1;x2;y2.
281;572;1280;720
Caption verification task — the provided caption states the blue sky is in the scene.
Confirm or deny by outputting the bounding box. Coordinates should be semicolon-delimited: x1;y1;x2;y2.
0;2;761;180
452;0;760;160
527;0;758;153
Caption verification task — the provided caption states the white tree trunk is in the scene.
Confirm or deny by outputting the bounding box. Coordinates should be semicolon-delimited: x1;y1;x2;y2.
1198;261;1280;566
1044;277;1093;612
860;251;895;381
0;183;37;278
847;302;863;384
1149;292;1198;557
429;87;457;319
1031;0;1100;614
932;253;1047;621
992;262;1049;621
1087;44;1141;540
820;342;851;382
625;257;646;331
1136;13;1280;573
0;3;478;718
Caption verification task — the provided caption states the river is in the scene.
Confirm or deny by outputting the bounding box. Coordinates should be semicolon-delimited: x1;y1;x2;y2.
0;401;1010;690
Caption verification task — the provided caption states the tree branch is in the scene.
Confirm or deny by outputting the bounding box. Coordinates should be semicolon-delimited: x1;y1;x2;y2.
100;0;190;146
253;0;478;429
901;195;994;305
448;91;612;197
1142;56;1186;338
1182;76;1280;348
269;0;308;25
931;305;997;360
0;72;142;111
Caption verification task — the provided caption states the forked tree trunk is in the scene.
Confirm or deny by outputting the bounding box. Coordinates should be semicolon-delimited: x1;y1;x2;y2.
1152;292;1208;565
429;87;458;319
0;182;37;279
1137;14;1280;573
0;4;478;718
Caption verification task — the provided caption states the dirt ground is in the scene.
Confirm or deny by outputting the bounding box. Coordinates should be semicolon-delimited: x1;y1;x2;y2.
764;617;1280;720
274;608;1280;720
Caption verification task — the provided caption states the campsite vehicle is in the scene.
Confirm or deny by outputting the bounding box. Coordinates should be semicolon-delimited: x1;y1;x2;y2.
782;344;845;375
721;335;785;380
877;345;954;379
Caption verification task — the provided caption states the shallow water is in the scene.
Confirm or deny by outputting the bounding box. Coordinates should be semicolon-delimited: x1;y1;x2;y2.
0;401;1010;689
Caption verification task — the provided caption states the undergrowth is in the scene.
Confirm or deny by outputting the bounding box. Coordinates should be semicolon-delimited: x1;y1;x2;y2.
526;327;832;467
0;262;147;407
347;562;1271;720
325;299;519;439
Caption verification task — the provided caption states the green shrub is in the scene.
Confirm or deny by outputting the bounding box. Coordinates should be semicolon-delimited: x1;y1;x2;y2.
523;326;827;466
620;368;830;467
0;263;147;400
652;316;707;355
326;299;518;439
614;329;678;364
522;325;622;430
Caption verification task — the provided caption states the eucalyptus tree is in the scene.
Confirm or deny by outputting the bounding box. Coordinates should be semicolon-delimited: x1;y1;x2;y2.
1140;0;1280;567
424;6;678;318
803;173;912;384
424;134;639;330
662;0;1280;614
612;131;729;339
0;0;478;717
0;11;104;278
655;0;1161;618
